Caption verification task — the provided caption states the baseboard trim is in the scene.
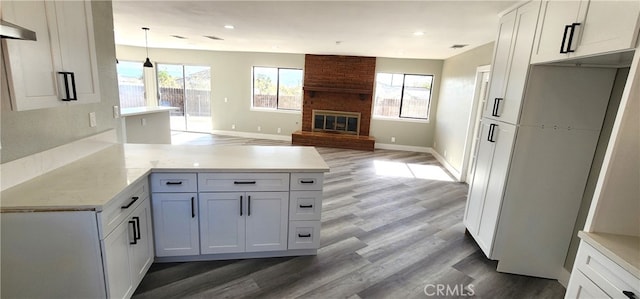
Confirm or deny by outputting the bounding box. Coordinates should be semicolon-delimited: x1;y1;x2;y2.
429;149;462;182
558;268;571;288
211;130;292;142
374;143;432;153
154;249;318;263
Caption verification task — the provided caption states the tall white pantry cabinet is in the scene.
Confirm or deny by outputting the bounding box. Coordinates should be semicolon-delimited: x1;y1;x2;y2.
464;0;640;280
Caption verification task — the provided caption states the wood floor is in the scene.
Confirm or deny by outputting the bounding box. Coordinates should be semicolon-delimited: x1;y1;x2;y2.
132;132;566;299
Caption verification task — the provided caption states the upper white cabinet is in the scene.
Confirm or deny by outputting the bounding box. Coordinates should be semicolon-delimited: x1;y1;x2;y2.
1;0;101;111
531;0;640;64
484;1;541;124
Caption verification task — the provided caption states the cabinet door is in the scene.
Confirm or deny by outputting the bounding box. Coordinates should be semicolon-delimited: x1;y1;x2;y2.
565;270;610;299
53;0;100;103
484;9;516;120
573;1;640;58
104;217;135;299
152;193;200;257
530;1;582;63
497;1;540;124
2;1;61;110
245;192;289;252
199;192;246;254
464;121;497;238
476;122;516;259
129;198;154;284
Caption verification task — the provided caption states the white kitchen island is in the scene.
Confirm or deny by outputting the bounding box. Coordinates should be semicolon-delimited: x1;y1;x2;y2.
0;144;329;299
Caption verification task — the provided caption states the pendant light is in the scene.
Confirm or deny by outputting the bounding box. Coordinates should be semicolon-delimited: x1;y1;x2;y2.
142;27;153;68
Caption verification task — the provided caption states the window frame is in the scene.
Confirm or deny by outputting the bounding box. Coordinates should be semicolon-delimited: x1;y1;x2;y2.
251;66;303;112
372;72;434;122
116;60;146;109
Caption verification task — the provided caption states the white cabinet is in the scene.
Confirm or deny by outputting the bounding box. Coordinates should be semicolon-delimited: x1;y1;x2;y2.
199;191;289;254
565;270;610;299
484;1;540;124
104;197;154;299
151;193;200;257
1;0;100;110
531;0;640;64
464;120;516;257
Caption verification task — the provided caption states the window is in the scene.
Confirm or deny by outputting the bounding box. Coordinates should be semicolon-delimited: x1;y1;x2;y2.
252;67;303;111
373;73;433;120
116;61;145;108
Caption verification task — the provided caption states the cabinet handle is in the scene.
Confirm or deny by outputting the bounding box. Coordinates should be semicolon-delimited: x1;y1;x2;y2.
132;216;141;240
191;197;195;218
299;204;313;208
234;181;256;185
491;98;503;117
128;220;137;245
487;124;497;143
298;233;312;238
58;72;77;101
299;180;315;184
165;181;183;185
248;196;251;216
566;23;580;53
623;291;637;299
121;196;139;209
560;24;572;53
240;195;243;216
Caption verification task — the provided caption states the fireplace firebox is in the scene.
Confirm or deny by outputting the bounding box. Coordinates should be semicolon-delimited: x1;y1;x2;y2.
312;110;360;135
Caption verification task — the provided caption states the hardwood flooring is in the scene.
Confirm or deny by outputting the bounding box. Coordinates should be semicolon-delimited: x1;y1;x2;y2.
132;132;566;298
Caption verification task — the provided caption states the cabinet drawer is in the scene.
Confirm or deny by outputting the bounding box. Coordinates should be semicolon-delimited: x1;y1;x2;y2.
290;173;324;191
150;173;197;192
289;191;322;221
98;180;148;239
198;173;289;192
574;241;640;298
288;221;321;250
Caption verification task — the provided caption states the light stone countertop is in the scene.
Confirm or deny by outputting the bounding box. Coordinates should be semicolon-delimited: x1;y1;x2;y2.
0;144;329;212
578;231;640;278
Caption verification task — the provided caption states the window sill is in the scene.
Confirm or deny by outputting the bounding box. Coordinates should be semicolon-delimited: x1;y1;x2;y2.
250;107;301;115
372;116;430;124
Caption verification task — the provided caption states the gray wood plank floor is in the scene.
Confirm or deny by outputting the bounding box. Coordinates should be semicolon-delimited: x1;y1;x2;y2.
132;132;566;299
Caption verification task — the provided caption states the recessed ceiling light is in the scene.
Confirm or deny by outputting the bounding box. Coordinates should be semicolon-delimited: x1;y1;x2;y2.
413;31;425;36
451;44;468;49
224;25;235;29
171;35;186;39
204;35;224;40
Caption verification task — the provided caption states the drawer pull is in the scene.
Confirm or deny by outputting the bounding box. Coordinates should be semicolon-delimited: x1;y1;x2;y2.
234;181;256;185
128;220;137;245
121;196;139;209
298;233;311;238
299;204;313;208
166;181;183;185
300;180;315;184
623;291;637;299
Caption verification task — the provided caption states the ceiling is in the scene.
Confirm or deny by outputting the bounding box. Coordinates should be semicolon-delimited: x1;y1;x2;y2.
112;1;518;60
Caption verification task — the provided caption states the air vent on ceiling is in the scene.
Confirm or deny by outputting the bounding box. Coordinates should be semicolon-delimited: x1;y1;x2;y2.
204;35;224;41
451;44;468;49
171;35;186;39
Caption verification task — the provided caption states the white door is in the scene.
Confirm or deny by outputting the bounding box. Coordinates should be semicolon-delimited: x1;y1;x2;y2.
484;9;516;120
199;192;246;254
464;121;497;238
104;218;135;299
152;193;200;257
129;198;154;283
530;1;583;64
476;122;516;259
465;71;490;183
245;192;289;252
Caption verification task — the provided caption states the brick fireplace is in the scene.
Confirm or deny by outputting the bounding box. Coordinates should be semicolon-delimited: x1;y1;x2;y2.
292;54;376;151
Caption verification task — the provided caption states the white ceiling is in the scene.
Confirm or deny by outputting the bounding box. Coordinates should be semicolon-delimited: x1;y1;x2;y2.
112;1;518;60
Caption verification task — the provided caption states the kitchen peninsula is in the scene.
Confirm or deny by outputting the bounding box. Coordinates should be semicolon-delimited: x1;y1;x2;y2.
1;143;329;298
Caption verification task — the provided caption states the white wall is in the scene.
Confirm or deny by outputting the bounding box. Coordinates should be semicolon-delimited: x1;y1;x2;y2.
117;46;445;148
433;42;494;172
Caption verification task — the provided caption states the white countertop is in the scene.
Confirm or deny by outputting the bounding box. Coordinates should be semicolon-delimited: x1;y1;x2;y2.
0;144;329;212
120;106;178;117
579;231;640;278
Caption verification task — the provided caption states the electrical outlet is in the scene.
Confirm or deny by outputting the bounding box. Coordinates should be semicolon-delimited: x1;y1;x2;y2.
89;112;97;127
391;137;396;143
277;128;281;134
232;124;236;130
141;118;147;126
257;126;261;132
113;106;120;118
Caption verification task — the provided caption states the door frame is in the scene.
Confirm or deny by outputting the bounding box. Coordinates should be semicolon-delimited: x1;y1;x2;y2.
460;65;491;183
